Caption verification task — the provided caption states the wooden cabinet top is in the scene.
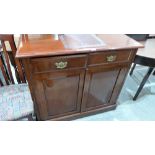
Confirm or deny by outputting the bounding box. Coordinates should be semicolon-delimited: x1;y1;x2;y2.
16;34;143;58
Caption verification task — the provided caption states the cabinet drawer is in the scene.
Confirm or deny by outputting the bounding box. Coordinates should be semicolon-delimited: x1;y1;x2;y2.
30;54;87;73
88;50;132;66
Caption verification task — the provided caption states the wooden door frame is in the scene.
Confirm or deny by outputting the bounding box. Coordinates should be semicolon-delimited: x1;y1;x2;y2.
81;63;129;112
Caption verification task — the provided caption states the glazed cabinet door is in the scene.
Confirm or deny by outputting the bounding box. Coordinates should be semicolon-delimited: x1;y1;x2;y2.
81;65;128;111
32;69;85;120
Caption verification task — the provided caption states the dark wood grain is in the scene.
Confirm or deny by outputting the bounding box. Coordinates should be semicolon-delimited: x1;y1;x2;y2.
88;50;132;66
0;34;26;83
30;54;87;73
0;53;10;85
16;34;143;58
81;63;130;112
31;69;85;120
17;34;142;120
109;49;137;104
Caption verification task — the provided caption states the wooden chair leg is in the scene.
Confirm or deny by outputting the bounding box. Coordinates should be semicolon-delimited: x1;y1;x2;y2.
133;67;154;100
0;79;3;86
1;54;10;81
0;55;9;85
130;63;136;76
27;114;33;121
1;41;15;84
8;51;21;83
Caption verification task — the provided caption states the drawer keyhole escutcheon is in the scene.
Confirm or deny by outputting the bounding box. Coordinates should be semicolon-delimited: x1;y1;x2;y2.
106;55;117;62
55;61;68;69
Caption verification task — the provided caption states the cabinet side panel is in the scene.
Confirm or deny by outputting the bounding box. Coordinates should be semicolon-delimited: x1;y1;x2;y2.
22;58;40;120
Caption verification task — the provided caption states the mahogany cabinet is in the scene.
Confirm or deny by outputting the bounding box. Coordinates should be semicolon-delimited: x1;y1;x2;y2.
32;69;85;120
16;34;143;120
30;55;86;120
82;65;127;111
81;50;132;112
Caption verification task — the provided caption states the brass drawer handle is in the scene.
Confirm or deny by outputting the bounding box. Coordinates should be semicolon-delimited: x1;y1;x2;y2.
106;55;117;62
55;61;68;69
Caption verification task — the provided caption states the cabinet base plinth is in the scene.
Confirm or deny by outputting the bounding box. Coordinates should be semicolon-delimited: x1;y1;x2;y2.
46;104;117;121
